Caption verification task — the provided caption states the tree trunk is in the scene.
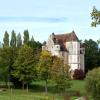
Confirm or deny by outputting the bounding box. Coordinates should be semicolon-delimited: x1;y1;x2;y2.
4;79;8;88
7;76;10;89
22;82;24;90
45;80;48;94
26;83;28;93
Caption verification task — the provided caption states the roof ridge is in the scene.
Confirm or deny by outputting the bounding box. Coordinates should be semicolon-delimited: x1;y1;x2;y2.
55;31;76;36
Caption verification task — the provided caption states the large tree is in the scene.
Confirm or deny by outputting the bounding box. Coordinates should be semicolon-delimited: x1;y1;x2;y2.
51;56;71;92
3;31;9;47
91;6;100;27
10;30;16;47
0;47;12;87
84;39;99;72
37;51;52;93
12;45;36;90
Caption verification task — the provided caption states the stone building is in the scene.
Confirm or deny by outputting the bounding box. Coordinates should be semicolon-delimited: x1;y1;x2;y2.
42;31;85;73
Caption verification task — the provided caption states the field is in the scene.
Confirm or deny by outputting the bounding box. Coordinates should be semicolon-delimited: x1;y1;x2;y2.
0;80;93;100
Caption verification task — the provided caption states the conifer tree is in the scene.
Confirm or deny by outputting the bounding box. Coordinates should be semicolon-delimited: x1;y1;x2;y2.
17;33;22;48
10;30;16;47
3;31;9;47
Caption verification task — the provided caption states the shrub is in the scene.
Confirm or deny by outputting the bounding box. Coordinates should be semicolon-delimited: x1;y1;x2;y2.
85;67;100;100
73;69;84;80
55;75;72;92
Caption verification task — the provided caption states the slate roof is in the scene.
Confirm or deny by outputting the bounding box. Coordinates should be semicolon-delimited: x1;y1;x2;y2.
53;31;79;51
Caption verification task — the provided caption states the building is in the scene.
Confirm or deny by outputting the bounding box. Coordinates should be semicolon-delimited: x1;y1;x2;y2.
42;31;85;74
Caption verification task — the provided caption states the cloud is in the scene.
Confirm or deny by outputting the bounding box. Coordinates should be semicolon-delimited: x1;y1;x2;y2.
0;17;67;23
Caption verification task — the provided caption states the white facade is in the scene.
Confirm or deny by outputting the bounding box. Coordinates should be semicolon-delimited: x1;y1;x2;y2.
42;32;85;73
66;42;80;70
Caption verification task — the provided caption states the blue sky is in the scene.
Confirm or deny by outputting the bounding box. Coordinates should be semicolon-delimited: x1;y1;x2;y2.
0;0;100;43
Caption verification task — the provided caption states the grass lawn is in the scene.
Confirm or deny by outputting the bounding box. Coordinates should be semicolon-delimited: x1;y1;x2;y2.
0;89;63;100
0;80;93;100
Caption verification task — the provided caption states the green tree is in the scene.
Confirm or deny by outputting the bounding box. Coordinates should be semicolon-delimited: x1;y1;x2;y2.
37;51;52;93
23;30;29;45
3;31;9;47
10;30;16;47
12;45;36;90
91;6;100;27
17;33;22;48
84;39;99;72
85;67;100;100
51;57;71;92
29;36;36;50
35;41;42;50
0;47;12;88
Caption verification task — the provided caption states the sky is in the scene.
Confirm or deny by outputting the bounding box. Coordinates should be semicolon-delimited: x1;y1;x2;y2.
0;0;100;43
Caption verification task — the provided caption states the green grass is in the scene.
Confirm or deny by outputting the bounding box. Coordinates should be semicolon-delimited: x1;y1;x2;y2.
0;89;63;100
0;80;93;100
71;80;86;93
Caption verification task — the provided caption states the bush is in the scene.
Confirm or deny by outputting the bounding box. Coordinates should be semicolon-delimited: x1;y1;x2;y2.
85;67;100;100
55;75;72;93
73;69;84;80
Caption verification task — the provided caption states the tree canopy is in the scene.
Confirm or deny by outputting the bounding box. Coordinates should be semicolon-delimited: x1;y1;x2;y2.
84;39;100;72
12;45;36;87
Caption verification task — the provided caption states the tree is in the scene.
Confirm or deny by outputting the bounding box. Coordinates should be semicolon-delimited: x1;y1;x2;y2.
29;36;42;52
29;36;36;50
84;39;99;73
91;6;100;27
35;41;42;50
85;67;100;100
10;30;16;47
37;51;52;93
23;30;29;45
17;33;22;48
51;56;71;92
0;47;12;88
12;45;36;90
3;31;9;47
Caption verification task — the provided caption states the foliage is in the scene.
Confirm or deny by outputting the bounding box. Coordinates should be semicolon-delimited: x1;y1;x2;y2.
37;51;52;80
3;31;9;47
73;69;84;80
29;36;35;49
85;67;100;100
23;30;29;45
51;57;71;92
17;33;22;48
0;47;12;86
0;29;42;88
37;51;52;93
84;39;99;72
10;30;16;47
91;6;100;27
12;45;36;87
29;36;42;51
